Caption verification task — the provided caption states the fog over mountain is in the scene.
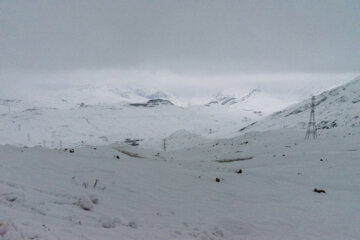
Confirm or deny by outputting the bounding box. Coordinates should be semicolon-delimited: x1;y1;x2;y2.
0;70;358;107
1;1;360;103
1;2;360;239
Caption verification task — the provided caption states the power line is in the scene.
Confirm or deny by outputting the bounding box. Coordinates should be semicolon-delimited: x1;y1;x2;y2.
305;96;317;140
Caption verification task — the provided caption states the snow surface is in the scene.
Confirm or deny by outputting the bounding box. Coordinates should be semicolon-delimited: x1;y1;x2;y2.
0;102;263;149
0;128;359;239
0;78;360;239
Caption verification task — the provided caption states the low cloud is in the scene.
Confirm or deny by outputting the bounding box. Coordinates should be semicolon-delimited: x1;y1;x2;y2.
1;69;358;105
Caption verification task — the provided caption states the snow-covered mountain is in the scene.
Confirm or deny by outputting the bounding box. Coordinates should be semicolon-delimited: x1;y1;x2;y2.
110;88;172;102
205;88;293;117
240;77;360;132
0;84;179;111
0;100;262;148
58;86;180;108
207;89;261;106
1;77;360;240
1;77;358;148
129;99;174;107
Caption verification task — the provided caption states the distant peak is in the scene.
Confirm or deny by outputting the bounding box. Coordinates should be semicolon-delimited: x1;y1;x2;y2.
129;99;174;107
207;88;261;106
239;88;261;102
146;90;170;100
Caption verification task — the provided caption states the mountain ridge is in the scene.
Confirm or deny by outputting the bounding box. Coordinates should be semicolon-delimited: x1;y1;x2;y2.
240;76;360;132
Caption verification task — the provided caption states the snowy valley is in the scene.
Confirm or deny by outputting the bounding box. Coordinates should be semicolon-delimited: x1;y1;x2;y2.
2;1;360;239
0;78;359;240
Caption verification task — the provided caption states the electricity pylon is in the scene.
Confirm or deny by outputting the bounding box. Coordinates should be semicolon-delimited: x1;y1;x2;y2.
305;96;317;139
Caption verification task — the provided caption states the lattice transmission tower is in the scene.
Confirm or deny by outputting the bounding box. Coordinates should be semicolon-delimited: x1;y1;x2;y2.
305;96;317;139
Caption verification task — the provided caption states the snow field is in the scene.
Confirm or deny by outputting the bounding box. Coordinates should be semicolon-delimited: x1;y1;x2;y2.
0;128;359;239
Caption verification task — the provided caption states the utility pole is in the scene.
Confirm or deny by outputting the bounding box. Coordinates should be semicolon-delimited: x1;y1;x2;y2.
163;138;166;152
305;96;317;140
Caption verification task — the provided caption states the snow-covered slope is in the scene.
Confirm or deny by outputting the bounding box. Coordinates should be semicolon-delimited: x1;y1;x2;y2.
0;84;180;111
1;127;359;239
241;77;360;132
205;88;297;117
2;77;358;149
207;89;261;106
0;102;263;148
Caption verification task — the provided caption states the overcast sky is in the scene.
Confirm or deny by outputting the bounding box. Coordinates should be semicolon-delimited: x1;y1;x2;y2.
1;0;360;73
0;0;359;101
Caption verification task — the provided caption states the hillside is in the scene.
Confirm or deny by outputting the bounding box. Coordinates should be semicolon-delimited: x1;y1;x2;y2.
205;88;302;117
207;89;261;106
0;102;263;149
240;77;360;133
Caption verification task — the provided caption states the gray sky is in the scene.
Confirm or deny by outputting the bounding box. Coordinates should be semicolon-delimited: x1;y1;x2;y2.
1;0;360;74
